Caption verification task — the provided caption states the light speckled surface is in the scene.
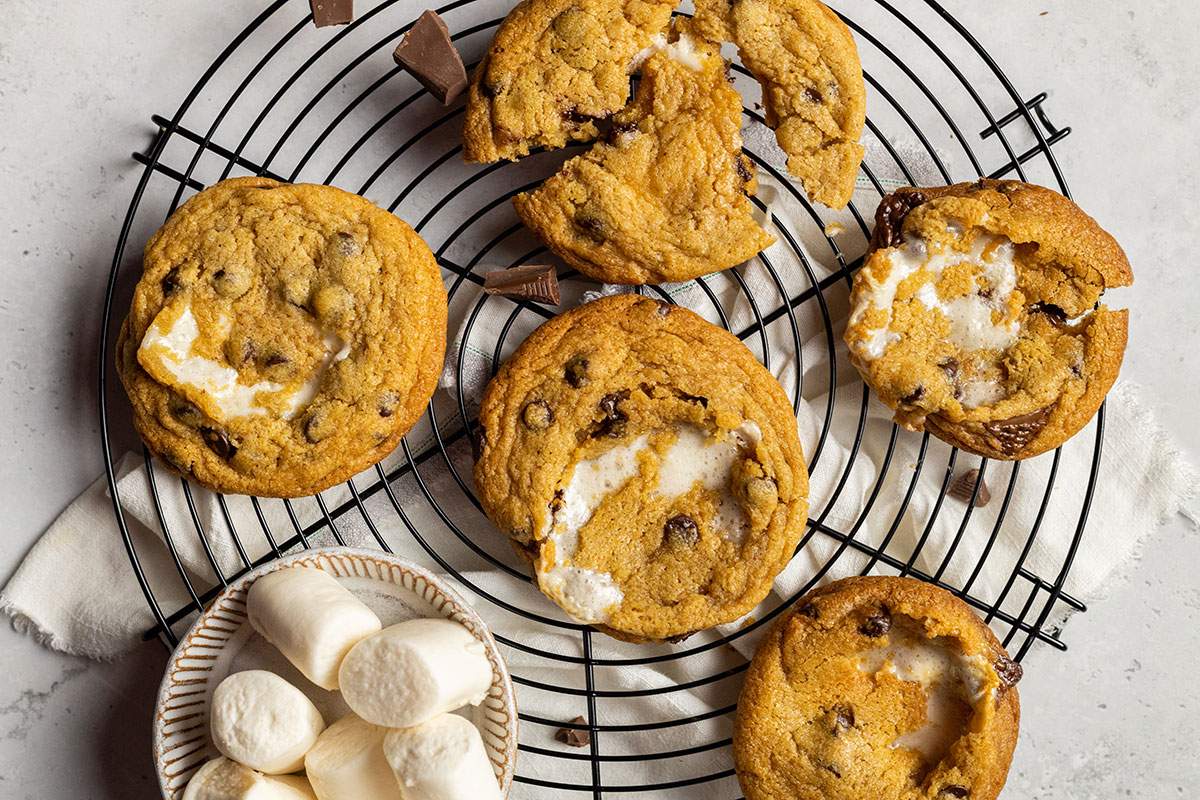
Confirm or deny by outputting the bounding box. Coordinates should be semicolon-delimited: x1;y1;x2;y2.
0;0;1197;797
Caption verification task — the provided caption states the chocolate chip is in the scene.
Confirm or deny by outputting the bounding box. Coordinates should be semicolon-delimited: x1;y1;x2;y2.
1030;301;1068;324
859;608;891;637
310;0;352;28
871;189;930;249
736;155;752;184
378;391;400;417
200;426;237;459
654;300;671;317
901;385;926;404
574;211;607;243
393;10;469;105
803;86;824;103
563;107;604;125
823;764;842;778
304;410;332;443
481;79;500;99
235;340;256;365
471;424;487;459
522;400;554;430
594;391;628;438
948;468;991;507
982;407;1052;457
161;267;182;296
994;655;1023;690
939;787;970;798
264;353;289;367
606;120;639;144
483;264;561;305
830;704;855;734
798;602;820;619
564;356;590;388
554;717;591;747
171;401;204;428
664;514;699;547
549;489;565;515
334;231;361;257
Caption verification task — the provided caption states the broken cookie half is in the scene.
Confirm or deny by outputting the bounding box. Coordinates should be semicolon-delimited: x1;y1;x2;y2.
693;0;866;208
845;179;1133;460
513;24;774;285
464;0;866;210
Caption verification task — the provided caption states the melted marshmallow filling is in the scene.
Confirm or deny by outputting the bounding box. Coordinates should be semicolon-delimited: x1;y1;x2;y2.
538;422;762;624
858;620;988;764
849;225;1023;409
630;33;705;72
138;302;348;423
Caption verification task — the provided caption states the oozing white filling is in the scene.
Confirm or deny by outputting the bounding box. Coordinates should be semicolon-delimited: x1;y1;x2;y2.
630;33;704;72
538;423;761;624
138;303;349;423
858;623;989;763
849;226;1020;363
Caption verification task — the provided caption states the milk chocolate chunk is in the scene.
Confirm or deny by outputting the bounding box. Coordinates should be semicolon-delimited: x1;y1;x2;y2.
310;0;353;27
393;10;468;105
483;264;561;305
983;406;1052;456
555;717;591;747
949;468;991;507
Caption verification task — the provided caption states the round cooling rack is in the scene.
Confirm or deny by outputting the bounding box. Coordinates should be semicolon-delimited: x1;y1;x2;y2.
99;0;1099;796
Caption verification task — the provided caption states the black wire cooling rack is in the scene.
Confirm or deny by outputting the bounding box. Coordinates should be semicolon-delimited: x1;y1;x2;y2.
99;0;1099;796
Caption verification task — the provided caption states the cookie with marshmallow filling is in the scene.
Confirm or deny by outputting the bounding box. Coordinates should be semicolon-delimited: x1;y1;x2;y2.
473;294;808;642
845;179;1132;460
734;576;1022;800
116;177;447;497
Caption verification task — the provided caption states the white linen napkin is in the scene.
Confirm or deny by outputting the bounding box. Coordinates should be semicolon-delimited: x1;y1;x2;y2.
3;128;1196;796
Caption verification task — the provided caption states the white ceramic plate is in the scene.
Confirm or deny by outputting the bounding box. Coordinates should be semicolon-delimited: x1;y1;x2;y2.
153;547;517;799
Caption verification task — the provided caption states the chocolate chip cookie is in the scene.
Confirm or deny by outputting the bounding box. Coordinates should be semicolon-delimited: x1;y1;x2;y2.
462;0;675;162
735;576;1021;800
845;180;1132;460
474;294;808;642
693;0;866;208
117;177;448;497
512;24;774;285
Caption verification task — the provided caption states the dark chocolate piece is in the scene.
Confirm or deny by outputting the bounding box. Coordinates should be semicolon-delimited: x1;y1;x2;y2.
948;468;991;507
483;264;561;305
871;189;929;250
858;608;892;638
310;0;353;28
554;717;591;747
393;10;468;105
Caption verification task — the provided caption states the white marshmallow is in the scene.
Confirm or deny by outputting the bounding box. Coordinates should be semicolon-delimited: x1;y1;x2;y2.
210;670;325;775
383;714;501;800
304;713;402;800
338;618;492;728
182;757;316;800
247;567;382;690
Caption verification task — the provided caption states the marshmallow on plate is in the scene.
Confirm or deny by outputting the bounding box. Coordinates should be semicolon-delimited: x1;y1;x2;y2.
338;618;492;728
304;712;402;800
247;567;381;690
210;670;325;774
383;713;501;800
182;757;316;800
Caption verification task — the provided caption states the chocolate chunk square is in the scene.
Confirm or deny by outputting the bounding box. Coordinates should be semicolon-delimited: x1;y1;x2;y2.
310;0;353;27
393;10;468;105
483;264;561;305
